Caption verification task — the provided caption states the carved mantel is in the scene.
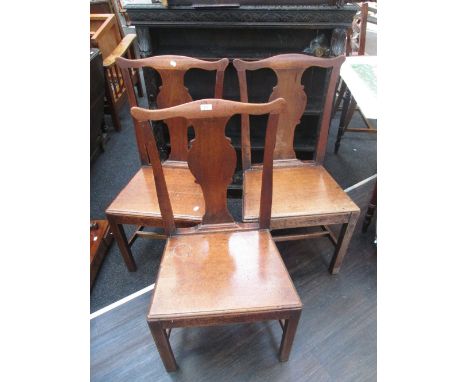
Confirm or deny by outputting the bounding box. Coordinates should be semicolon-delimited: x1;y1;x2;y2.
126;3;357;28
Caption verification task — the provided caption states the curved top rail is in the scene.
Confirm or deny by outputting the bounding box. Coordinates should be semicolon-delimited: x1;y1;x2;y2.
116;55;229;71
131;98;286;122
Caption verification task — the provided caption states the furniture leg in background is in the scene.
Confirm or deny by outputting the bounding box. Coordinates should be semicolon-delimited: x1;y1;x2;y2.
362;182;377;233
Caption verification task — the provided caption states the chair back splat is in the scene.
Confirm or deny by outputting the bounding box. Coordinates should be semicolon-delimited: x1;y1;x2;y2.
117;56;229;164
233;54;345;167
131;98;286;233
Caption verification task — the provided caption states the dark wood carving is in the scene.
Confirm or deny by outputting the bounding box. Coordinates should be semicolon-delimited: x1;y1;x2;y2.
164;1;355;5
128;6;358;25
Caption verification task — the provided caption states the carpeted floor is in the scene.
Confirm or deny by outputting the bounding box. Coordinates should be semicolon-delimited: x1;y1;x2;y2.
90;91;376;313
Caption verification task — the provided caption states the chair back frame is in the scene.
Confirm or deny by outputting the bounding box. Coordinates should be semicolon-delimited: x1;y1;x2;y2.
117;56;229;164
131;98;286;235
233;53;345;169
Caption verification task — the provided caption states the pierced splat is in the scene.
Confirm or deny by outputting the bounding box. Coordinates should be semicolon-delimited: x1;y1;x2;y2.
188;117;237;225
234;54;345;167
116;56;229;164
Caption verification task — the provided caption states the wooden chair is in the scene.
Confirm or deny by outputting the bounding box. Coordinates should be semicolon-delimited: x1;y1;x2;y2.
106;56;229;271
234;54;360;274
90;14;143;131
333;2;377;153
130;97;301;372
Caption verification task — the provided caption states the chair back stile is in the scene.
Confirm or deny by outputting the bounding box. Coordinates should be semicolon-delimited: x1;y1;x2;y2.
234;54;345;167
131;98;286;233
116;56;229;165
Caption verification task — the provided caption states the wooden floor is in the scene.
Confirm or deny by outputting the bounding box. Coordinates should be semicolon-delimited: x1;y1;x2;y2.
91;180;376;382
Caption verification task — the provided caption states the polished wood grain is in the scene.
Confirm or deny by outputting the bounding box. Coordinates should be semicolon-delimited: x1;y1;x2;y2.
116;55;229;164
149;230;301;320
131;98;285;232
130;97;300;372
106;166;204;223
234;54;345;166
90;181;377;381
234;54;359;274
243;165;359;221
107;56;228;270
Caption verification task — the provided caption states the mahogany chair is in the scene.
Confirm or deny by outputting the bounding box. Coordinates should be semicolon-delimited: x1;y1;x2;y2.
234;54;360;274
90;13;143;132
131;98;302;372
333;2;377;153
106;56;229;271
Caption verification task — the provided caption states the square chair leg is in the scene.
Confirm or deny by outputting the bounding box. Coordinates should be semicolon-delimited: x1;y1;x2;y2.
279;311;301;362
329;211;360;274
107;217;137;272
148;321;178;372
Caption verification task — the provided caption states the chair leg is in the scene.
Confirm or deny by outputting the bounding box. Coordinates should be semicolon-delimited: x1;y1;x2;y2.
279;311;301;362
148;321;178;372
332;79;346;118
362;183;377;233
107;217;137;272
334;91;356;154
329;211;360;274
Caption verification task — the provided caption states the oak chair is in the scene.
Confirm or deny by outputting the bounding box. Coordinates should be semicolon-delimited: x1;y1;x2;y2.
131;97;302;372
234;53;360;274
106;56;229;271
333;2;377;153
90;13;143;132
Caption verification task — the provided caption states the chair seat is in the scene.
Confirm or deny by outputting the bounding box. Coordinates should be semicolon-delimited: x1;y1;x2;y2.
106;165;205;223
243;164;359;222
148;229;302;320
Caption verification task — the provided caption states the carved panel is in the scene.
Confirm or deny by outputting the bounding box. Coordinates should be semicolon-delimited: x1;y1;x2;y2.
127;7;358;26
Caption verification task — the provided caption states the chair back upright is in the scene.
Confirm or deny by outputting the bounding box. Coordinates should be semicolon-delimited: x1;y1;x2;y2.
117;56;229;164
130;98;286;235
233;54;345;168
